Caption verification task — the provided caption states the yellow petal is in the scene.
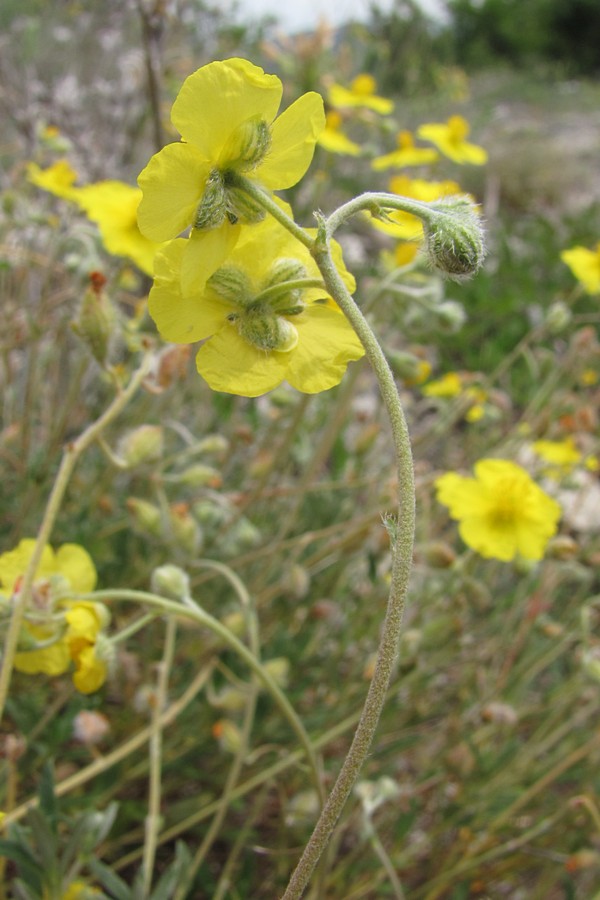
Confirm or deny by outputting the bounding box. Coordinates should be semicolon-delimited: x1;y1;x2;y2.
171;58;282;157
137;143;211;241
285;304;364;393
259;92;325;189
149;242;227;342
14;637;71;676
180;223;241;296
54;545;97;593
196;328;287;396
0;540;54;592
72;646;107;694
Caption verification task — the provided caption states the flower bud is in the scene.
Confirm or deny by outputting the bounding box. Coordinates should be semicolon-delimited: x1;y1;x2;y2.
387;350;428;382
545;300;572;334
151;564;191;601
209;686;248;712
71;272;116;365
424;197;485;279
209;265;253;304
171;464;222;488
212;718;242;754
194;169;227;230
196;434;229;456
221;115;272;171
118;425;164;467
126;498;162;535
236;311;299;352
582;649;600;683
262;657;290;688
168;502;202;553
434;300;467;333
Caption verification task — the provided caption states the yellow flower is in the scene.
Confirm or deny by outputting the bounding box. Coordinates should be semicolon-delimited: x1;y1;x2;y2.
0;539;108;693
75;181;159;276
370;175;462;241
371;130;439;170
148;210;364;397
15;601;108;694
532;437;582;476
417;115;488;165
435;459;561;562
422;372;462;398
27;162;159;275
27;159;79;200
561;242;600;294
0;539;97;597
137;58;325;295
328;74;393;115
317;111;361;156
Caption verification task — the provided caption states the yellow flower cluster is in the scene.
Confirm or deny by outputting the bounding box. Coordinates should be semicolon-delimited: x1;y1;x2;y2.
136;57;365;397
0;540;109;694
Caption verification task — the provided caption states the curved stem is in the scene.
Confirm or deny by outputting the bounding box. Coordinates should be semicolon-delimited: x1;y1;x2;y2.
74;588;324;805
280;222;416;899
0;350;153;725
142;616;177;897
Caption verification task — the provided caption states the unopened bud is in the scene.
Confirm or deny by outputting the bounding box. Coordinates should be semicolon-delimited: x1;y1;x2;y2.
126;498;162;535
171;464;222;488
236;311;298;352
545;300;572;334
421;541;457;568
581;649;600;683
196;434;229;456
209;686;248;712
546;535;578;560
387;350;427;382
168;503;202;553
209;265;253;304
212;718;242;754
435;300;467;333
118;425;164;467
151;564;191;601
194;169;226;230
263;657;290;688
424;197;485;279
221;115;272;171
71;272;116;364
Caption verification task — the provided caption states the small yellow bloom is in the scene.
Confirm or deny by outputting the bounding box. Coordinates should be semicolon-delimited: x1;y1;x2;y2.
148;208;364;397
0;540;108;694
137;58;325;294
27;162;159;275
317;111;361;156
561;242;600;294
27;160;79;200
417;115;487;165
532;437;581;468
436;459;561;562
371;130;439;170
422;372;462;398
328;74;393;115
580;368;598;386
76;181;159;276
0;539;97;597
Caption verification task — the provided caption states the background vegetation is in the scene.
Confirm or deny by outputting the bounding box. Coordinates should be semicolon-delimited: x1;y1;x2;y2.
1;0;600;897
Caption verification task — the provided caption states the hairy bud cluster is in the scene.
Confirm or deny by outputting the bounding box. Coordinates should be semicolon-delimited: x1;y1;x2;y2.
194;117;272;231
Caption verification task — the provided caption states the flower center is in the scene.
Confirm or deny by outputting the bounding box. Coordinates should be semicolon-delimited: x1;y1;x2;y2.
488;479;522;525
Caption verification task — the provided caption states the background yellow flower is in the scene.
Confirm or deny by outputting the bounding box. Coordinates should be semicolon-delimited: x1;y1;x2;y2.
435;459;561;561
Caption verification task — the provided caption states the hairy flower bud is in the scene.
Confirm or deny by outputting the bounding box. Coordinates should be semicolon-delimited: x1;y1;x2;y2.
209;266;253;305
235;310;299;352
151;564;191;601
71;272;116;365
424;197;485;279
118;425;164;467
220;115;272;171
194;169;227;230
